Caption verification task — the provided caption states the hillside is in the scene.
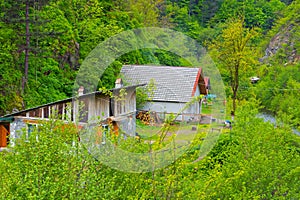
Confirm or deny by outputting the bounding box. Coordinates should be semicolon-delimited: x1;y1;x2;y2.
255;0;300;129
0;0;299;115
261;0;300;64
0;1;299;198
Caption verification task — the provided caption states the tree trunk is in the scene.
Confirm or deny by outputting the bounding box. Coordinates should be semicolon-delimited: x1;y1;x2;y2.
232;65;239;115
22;0;30;92
232;89;237;115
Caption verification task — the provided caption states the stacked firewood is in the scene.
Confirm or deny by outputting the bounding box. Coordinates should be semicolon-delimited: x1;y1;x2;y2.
136;111;155;125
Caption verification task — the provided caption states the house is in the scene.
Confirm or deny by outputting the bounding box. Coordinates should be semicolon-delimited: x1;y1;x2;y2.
250;76;260;84
0;83;142;148
120;65;208;122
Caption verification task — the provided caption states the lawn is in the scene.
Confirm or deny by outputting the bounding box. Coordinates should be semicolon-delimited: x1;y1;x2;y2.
201;105;212;115
136;119;224;145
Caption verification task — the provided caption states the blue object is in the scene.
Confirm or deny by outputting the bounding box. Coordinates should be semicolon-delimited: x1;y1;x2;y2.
206;94;217;99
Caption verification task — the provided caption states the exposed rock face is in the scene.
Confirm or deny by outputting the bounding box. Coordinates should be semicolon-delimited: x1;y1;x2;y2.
260;23;299;64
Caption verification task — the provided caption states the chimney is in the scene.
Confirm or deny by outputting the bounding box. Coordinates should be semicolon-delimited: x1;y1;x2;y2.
115;78;123;88
78;86;84;96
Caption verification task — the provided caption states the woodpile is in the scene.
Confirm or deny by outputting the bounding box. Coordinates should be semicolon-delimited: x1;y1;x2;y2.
136;111;155;125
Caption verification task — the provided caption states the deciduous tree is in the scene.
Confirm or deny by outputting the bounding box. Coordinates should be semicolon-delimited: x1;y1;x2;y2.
209;18;258;115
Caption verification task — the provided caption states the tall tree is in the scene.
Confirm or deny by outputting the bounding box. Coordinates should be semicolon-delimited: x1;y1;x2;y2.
0;21;23;115
116;0;163;26
1;0;50;92
209;18;258;115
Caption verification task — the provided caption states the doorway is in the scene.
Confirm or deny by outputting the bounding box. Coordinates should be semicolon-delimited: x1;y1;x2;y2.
0;123;10;147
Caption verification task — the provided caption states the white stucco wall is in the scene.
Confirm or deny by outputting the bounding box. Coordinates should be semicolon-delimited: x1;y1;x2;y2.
143;101;200;121
195;85;200;96
142;85;202;121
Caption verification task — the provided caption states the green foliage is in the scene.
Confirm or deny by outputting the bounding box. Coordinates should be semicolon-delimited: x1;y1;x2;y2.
209;18;258;113
0;101;299;199
116;0;162;27
136;79;157;109
255;64;300;129
98;61;123;89
211;0;286;30
200;102;300;199
260;0;300;64
0;119;83;199
164;2;202;38
0;1;299;198
0;21;23;114
0;0;296;115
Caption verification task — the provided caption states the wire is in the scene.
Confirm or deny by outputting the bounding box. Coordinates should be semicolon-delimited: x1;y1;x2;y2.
238;86;300;91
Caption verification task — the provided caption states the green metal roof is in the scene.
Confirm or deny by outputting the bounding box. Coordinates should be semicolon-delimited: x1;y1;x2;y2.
0;116;14;122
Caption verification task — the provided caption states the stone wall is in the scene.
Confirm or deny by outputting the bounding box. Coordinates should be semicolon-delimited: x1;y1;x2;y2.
9;118;27;146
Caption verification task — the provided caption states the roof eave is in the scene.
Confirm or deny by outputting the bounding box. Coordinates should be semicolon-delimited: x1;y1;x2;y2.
191;67;207;96
1;84;145;118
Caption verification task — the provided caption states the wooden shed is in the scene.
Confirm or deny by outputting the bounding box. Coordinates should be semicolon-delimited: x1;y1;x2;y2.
0;84;142;148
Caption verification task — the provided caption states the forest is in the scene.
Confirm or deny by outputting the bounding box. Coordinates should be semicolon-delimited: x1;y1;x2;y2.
0;0;299;199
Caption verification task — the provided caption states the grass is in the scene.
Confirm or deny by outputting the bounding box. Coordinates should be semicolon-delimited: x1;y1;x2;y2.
136;119;161;139
136;119;223;144
201;105;212;115
132;119;231;159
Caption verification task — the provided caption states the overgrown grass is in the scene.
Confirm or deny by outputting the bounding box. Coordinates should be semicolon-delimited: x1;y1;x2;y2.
201;105;212;115
136;119;223;144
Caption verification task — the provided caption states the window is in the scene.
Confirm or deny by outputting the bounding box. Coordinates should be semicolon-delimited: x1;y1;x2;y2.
26;123;38;142
116;100;126;116
101;124;109;144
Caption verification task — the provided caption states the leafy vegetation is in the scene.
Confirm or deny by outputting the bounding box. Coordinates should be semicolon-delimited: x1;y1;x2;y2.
0;0;299;199
255;64;300;129
209;18;258;115
1;102;299;199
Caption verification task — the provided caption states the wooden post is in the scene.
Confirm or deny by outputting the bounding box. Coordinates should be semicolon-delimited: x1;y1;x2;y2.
62;103;65;120
48;106;51;118
41;107;44;119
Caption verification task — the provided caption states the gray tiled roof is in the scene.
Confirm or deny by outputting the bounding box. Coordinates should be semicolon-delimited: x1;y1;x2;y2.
121;65;201;102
